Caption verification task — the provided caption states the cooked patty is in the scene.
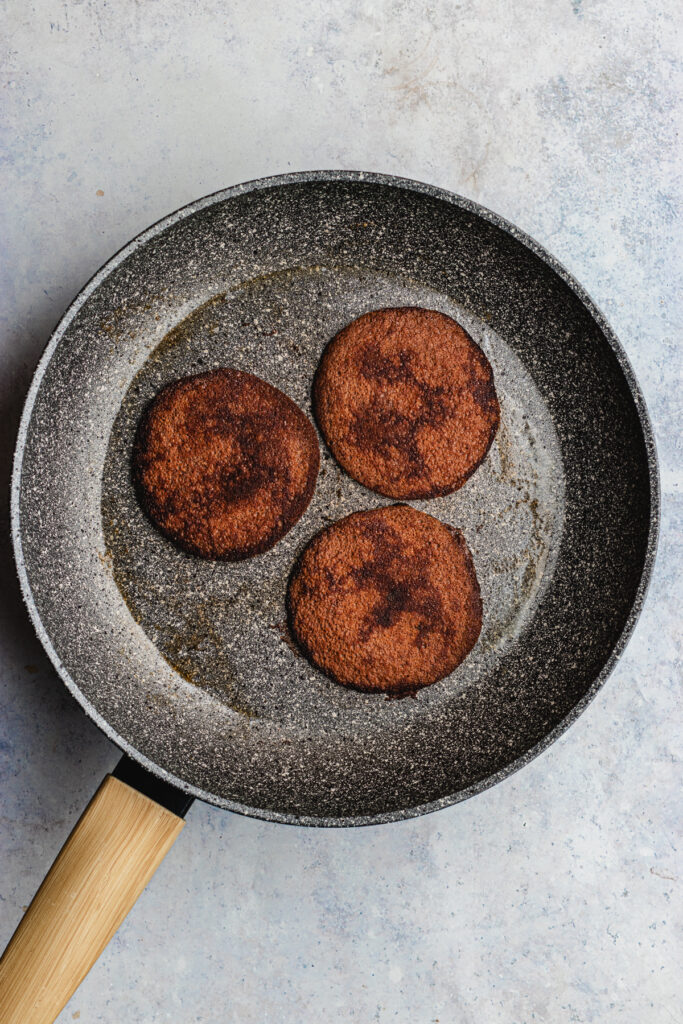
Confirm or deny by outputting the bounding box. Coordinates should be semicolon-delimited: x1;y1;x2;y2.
287;504;482;694
313;307;500;499
133;368;319;560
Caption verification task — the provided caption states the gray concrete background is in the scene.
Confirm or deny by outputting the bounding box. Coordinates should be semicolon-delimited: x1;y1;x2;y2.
1;2;680;1021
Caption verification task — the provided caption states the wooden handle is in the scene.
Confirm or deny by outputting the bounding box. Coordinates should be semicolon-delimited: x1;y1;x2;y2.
0;774;185;1024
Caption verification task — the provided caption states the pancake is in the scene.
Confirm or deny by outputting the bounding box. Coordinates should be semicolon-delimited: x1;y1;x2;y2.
313;306;500;499
287;504;482;694
133;368;319;560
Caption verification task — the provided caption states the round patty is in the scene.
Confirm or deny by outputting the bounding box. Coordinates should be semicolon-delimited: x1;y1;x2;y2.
133;368;319;560
313;306;500;499
288;504;482;694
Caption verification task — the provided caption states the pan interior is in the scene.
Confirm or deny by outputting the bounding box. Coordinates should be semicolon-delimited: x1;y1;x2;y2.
15;177;653;821
102;268;565;730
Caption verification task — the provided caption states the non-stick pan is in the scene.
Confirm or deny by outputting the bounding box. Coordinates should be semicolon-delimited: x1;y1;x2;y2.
1;171;658;1022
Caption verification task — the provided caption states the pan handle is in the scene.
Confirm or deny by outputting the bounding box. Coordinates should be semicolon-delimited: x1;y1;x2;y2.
0;758;192;1024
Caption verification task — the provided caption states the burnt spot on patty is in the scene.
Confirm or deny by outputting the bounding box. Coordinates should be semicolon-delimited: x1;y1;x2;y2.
287;504;482;694
313;307;500;499
133;368;319;560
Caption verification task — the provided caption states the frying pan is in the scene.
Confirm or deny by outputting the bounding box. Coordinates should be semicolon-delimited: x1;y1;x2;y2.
0;171;658;1021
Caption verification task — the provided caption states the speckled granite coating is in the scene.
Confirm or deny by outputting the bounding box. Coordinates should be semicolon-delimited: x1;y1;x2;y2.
1;1;680;1022
13;172;654;823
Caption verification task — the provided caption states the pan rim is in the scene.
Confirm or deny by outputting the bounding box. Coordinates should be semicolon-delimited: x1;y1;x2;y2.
10;169;660;827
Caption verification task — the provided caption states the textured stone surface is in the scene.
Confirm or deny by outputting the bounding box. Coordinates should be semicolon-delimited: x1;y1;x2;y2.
0;2;680;1022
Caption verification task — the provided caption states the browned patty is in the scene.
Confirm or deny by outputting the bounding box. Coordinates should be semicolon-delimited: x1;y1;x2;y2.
133;368;319;560
313;307;500;499
288;504;482;694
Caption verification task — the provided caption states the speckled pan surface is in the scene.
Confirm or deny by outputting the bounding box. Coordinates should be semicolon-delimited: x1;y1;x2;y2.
11;171;658;826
